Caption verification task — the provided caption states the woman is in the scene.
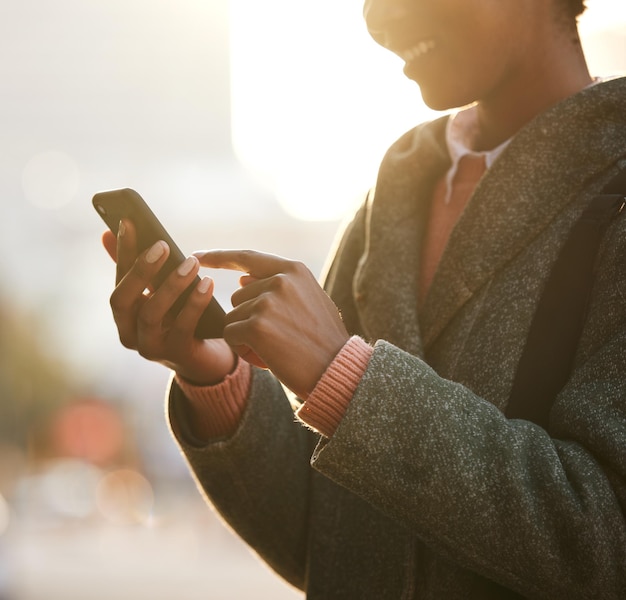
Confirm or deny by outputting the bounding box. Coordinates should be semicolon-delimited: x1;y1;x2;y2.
102;0;626;597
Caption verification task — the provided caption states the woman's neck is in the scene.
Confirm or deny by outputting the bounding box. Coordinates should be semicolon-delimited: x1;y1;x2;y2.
473;36;592;151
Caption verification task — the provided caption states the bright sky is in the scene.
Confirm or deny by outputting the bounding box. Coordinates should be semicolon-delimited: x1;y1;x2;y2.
578;0;626;33
230;0;626;221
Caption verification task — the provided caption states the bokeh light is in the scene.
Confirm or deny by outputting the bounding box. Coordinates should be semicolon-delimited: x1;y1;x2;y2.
50;399;125;466
96;469;154;526
40;459;102;520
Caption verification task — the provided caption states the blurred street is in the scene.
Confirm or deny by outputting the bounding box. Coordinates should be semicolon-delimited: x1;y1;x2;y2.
6;486;301;599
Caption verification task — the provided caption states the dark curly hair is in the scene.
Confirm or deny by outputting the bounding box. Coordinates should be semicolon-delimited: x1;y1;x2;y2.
566;0;587;18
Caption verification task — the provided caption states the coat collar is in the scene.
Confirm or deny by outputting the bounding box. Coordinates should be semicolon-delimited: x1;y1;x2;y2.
355;77;626;354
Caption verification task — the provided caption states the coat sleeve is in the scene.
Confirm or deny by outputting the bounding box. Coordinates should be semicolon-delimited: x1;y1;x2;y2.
168;367;313;590
166;201;370;590
310;215;626;599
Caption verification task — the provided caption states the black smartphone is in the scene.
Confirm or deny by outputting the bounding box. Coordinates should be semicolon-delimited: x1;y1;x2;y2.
92;187;225;339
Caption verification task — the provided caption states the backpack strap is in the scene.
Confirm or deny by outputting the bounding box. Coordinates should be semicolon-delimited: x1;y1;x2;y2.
506;168;626;428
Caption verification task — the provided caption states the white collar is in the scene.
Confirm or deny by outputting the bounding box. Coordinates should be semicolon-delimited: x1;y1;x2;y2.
443;105;511;203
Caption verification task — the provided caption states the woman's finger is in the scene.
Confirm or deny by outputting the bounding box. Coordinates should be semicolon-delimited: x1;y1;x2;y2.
102;230;117;262
109;240;170;348
138;255;199;325
166;276;215;344
194;249;294;279
119;241;170;298
230;275;274;308
115;219;139;284
135;255;201;350
239;274;259;287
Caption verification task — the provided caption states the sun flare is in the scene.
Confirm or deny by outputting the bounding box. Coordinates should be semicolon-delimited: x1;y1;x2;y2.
229;0;438;221
229;0;625;222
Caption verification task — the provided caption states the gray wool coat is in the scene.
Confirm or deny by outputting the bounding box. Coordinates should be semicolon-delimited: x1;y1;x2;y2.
169;77;626;599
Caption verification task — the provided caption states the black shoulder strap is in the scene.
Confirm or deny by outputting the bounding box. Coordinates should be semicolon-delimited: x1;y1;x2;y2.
506;168;626;428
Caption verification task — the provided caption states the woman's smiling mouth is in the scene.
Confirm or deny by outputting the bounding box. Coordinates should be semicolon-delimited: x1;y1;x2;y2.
399;40;436;62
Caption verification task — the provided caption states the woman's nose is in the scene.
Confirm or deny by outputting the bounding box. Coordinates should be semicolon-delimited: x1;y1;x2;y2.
363;0;410;48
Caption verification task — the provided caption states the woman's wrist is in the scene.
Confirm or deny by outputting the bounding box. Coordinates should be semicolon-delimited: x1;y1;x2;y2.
174;357;252;440
297;336;374;437
174;346;237;387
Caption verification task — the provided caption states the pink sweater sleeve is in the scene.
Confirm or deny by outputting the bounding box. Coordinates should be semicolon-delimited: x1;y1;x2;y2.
175;336;373;441
174;358;252;440
297;336;374;438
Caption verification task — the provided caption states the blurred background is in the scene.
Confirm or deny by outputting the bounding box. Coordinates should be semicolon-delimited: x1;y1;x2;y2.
0;0;624;598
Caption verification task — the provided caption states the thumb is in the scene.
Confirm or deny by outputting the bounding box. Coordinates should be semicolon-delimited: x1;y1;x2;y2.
102;230;117;262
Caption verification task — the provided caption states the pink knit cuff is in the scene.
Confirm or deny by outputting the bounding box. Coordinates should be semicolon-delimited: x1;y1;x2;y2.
174;359;252;440
297;336;374;438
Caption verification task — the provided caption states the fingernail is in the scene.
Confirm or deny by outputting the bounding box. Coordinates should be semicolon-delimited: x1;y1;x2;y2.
146;241;167;263
177;256;197;276
197;277;211;294
118;220;126;237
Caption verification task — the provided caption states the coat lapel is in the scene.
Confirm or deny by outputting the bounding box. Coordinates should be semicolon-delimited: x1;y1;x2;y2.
353;117;450;356
354;78;626;355
420;79;626;350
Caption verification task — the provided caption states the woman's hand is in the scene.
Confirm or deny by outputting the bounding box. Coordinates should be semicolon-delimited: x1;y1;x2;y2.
195;249;350;399
101;221;235;385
